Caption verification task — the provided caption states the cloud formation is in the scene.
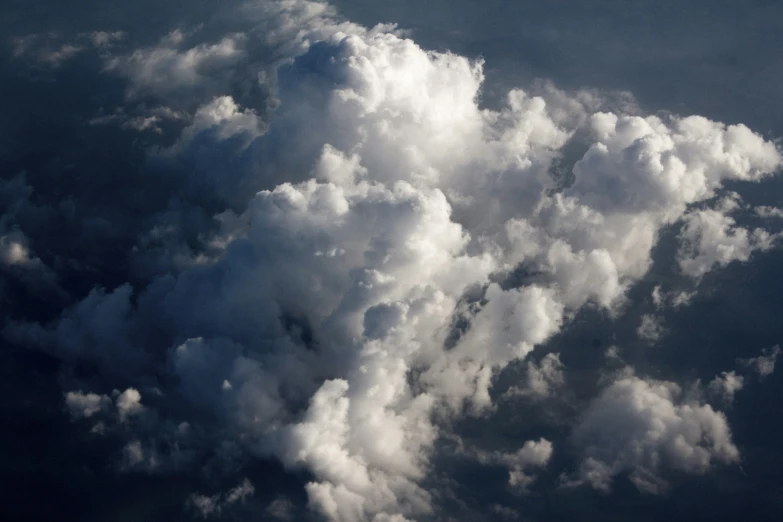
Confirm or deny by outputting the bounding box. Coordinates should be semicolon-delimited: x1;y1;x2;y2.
3;1;782;521
569;375;739;494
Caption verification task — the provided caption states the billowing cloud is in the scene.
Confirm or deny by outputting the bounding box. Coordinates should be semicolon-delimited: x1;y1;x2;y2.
3;1;782;521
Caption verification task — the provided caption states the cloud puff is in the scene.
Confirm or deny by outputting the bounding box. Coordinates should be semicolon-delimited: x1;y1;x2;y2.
739;345;781;379
678;205;776;279
65;390;112;419
708;371;745;404
503;439;554;492
569;375;739;494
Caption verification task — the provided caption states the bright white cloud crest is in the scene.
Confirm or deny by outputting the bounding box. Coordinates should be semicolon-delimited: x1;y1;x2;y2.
19;1;781;520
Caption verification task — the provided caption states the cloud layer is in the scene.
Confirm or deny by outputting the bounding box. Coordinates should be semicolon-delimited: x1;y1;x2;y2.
2;1;783;521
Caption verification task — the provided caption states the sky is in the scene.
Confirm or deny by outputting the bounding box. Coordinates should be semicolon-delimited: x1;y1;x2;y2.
2;1;783;521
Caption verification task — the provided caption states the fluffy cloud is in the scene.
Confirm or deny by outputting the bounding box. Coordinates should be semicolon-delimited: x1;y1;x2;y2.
569;375;740;494
678;206;776;279
504;439;554;491
7;1;782;520
64;387;145;423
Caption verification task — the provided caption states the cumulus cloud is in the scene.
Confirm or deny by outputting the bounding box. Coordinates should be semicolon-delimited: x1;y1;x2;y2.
569;375;739;494
678;206;777;279
7;1;782;520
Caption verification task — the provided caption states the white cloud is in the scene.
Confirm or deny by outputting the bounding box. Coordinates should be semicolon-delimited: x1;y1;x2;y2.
106;31;247;99
504;352;565;399
569;375;739;494
115;388;145;422
26;1;783;520
708;371;745;403
678;206;777;279
652;285;696;309
459;437;554;493
755;206;783;219
739;345;781;378
64;391;112;419
504;438;554;492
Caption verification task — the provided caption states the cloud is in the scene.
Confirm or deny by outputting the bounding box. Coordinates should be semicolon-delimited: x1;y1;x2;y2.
504;352;565;399
12;34;84;66
11;30;125;67
652;285;695;309
755;206;783;219
504;439;554;492
637;314;665;343
85;30;125;48
739;345;781;379
569;374;739;494
708;371;745;404
266;496;296;520
64;390;112;419
105;31;247;100
678;205;777;279
188;478;256;518
5;1;783;520
115;388;145;422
